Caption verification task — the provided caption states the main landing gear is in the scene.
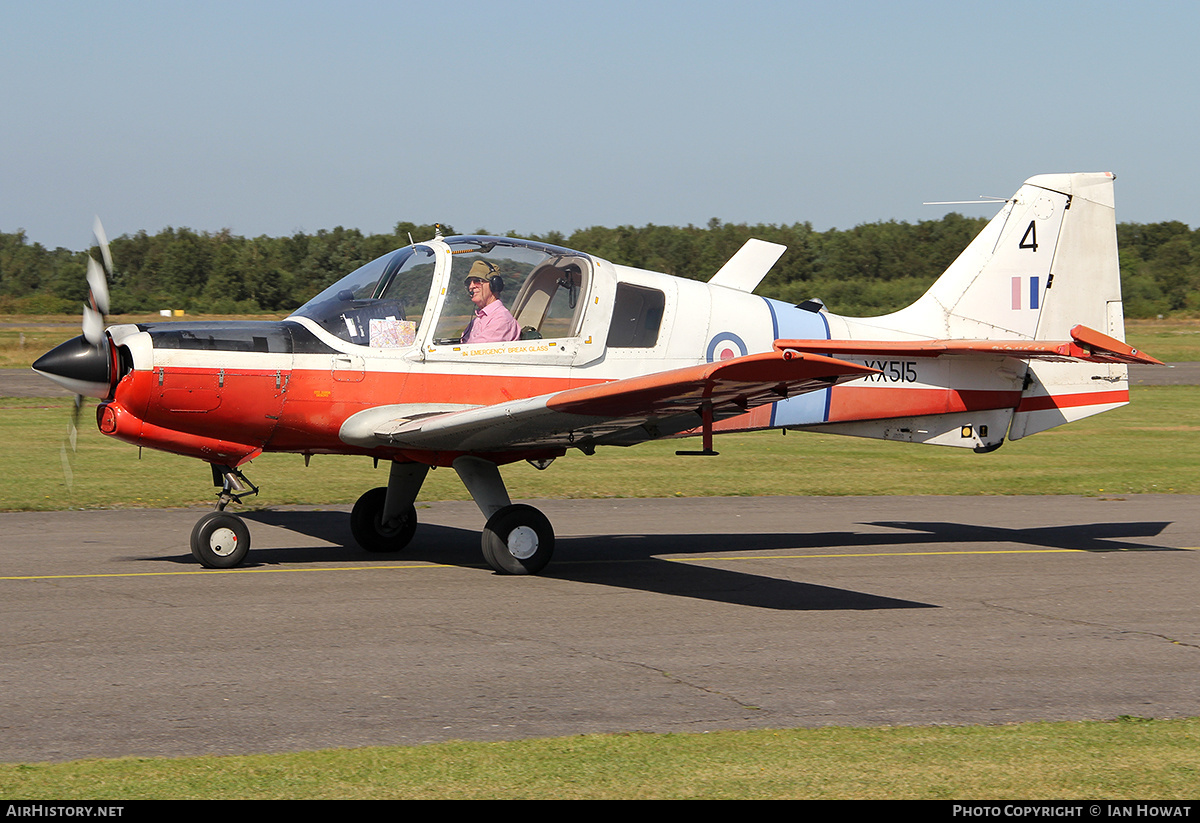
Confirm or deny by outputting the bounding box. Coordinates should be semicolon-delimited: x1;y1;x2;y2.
189;457;555;575
350;462;426;553
350;456;555;575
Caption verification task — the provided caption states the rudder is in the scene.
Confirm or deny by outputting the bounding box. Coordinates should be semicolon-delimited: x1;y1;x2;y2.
1006;173;1128;438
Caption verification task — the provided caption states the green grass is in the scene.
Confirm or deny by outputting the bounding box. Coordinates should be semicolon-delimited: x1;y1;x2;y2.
0;320;76;369
1125;319;1200;363
2;719;1197;799
3;386;1197;511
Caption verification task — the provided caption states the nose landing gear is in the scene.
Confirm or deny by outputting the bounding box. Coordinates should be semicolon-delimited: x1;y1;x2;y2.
190;511;251;568
190;465;258;568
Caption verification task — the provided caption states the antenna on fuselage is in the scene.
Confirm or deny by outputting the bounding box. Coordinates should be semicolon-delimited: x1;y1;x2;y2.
922;196;1008;206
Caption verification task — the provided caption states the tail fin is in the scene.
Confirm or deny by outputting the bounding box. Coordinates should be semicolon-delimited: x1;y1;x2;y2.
875;173;1130;441
806;173;1138;447
878;172;1121;342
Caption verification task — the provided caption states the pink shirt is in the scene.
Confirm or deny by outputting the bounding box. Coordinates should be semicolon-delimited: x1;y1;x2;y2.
461;300;520;344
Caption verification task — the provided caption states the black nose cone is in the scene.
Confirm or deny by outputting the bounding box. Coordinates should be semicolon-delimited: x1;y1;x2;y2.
32;335;113;399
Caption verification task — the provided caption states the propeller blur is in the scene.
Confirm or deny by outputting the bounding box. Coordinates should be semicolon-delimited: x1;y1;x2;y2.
34;219;115;489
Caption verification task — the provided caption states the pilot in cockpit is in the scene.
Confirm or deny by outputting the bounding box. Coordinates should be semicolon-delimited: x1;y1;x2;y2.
461;260;520;344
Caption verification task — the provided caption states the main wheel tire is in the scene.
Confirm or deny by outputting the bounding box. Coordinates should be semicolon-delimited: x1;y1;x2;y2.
350;487;417;552
190;511;251;569
481;504;554;575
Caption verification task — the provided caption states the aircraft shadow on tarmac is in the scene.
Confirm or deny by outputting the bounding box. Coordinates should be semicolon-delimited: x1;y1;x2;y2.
863;520;1179;553
150;509;932;611
148;510;1178;612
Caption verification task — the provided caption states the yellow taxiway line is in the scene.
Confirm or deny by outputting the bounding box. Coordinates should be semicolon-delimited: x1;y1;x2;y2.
7;545;1189;582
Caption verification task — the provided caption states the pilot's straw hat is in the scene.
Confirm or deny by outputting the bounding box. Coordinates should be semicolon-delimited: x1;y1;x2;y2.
467;260;493;280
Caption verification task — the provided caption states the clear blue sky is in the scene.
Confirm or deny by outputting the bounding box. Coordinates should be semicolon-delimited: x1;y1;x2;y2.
3;0;1197;250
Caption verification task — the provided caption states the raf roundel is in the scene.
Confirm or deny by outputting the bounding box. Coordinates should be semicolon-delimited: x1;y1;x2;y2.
706;332;748;363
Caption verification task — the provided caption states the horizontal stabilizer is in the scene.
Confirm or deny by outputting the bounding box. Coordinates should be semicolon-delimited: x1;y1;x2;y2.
774;325;1163;366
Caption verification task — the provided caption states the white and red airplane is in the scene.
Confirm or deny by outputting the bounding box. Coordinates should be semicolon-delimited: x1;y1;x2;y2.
33;172;1161;574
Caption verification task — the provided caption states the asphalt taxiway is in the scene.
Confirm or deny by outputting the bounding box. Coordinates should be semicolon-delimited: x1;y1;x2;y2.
1;494;1197;763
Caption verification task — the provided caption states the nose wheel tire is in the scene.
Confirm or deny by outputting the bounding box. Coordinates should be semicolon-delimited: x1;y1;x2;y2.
481;504;554;575
351;486;418;552
190;512;251;568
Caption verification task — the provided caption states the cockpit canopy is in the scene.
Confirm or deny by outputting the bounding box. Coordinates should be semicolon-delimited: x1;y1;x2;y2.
293;243;438;346
292;236;592;348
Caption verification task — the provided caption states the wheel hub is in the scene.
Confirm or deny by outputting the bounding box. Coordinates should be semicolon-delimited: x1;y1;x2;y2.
208;527;240;557
507;525;539;559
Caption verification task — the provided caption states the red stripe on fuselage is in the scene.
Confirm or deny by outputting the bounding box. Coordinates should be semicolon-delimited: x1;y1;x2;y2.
827;386;1128;423
709;386;1128;435
1015;389;1129;413
827;386;1023;421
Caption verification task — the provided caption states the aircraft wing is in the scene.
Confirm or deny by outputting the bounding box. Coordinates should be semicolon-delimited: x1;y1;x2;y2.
344;351;878;454
774;325;1163;366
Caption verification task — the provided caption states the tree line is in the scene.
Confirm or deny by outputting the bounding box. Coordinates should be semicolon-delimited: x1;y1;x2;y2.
1;216;1197;318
